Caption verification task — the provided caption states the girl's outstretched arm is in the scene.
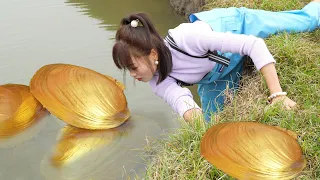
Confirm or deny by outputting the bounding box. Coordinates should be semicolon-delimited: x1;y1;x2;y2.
149;75;203;122
260;63;297;109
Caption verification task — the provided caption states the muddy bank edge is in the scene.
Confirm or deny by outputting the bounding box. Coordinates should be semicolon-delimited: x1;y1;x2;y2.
169;0;205;18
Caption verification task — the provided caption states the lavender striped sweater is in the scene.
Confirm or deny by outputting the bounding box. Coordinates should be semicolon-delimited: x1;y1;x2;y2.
149;21;276;117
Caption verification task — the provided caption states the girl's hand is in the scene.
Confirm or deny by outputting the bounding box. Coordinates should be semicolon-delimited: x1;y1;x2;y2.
259;64;297;110
183;108;203;122
270;96;297;110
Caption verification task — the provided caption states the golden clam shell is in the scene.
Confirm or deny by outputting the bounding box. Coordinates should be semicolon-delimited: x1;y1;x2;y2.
200;121;306;180
30;64;130;130
0;84;45;138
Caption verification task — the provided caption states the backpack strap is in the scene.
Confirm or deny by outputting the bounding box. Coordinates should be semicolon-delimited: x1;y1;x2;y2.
164;34;230;67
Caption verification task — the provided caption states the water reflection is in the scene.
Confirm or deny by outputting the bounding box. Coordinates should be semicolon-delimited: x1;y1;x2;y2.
41;115;162;180
0;0;182;179
0;113;48;149
65;0;185;34
50;124;132;167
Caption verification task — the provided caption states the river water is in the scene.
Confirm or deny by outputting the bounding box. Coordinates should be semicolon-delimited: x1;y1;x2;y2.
0;0;190;179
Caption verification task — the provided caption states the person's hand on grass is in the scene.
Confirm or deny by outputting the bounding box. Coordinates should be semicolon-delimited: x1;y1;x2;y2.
270;96;297;110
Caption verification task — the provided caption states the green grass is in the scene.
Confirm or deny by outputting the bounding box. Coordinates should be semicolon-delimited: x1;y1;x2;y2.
141;1;319;179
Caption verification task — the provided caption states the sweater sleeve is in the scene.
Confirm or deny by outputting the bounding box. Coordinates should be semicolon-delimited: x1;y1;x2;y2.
149;75;200;117
169;22;276;70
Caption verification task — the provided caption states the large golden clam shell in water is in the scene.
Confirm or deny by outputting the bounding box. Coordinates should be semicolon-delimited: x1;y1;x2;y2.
0;84;45;138
200;121;306;180
30;64;130;130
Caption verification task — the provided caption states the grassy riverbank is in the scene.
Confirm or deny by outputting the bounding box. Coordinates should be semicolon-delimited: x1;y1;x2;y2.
143;0;320;179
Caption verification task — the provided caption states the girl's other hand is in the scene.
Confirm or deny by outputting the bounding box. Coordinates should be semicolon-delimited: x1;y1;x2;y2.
270;96;297;110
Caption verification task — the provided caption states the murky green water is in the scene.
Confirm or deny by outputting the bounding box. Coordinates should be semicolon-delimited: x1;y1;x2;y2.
0;0;190;179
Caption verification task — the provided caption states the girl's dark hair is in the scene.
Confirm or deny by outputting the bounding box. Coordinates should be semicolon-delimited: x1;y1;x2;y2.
112;12;172;84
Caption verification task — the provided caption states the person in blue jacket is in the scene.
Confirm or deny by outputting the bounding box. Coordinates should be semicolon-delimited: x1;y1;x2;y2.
188;0;320;120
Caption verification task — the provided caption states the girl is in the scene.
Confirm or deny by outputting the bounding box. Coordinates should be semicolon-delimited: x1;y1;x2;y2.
112;0;320;122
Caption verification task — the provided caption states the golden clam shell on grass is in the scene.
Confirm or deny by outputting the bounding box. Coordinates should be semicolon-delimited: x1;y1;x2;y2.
200;121;306;180
0;84;45;138
30;64;130;130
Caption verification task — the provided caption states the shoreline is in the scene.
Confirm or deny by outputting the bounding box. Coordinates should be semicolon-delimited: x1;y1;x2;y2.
169;0;205;18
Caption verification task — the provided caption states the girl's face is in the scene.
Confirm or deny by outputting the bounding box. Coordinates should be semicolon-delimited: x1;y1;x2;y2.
128;49;158;82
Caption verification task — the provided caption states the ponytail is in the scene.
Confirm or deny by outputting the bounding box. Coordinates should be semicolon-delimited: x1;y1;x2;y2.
113;12;172;84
